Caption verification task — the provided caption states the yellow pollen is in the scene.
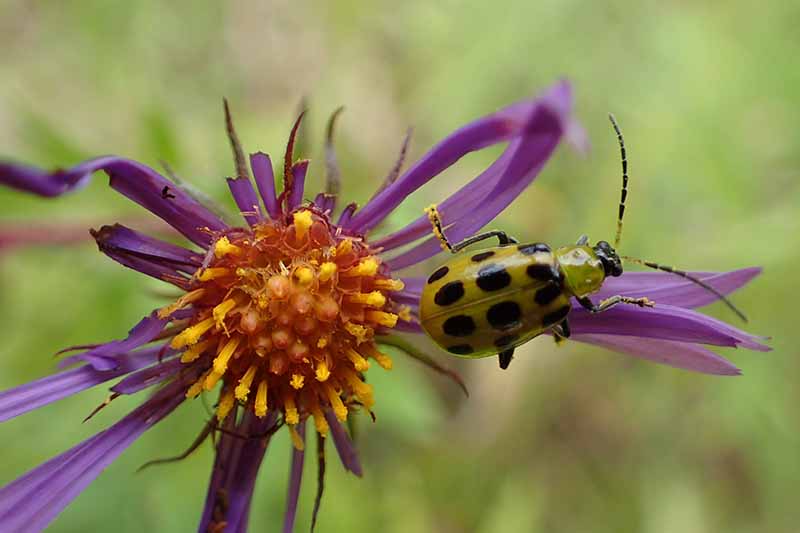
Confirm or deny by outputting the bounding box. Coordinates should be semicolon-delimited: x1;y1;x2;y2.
212;335;242;374
157;288;205;319
343;368;374;400
345;348;370;372
290;373;305;389
214;236;242;258
373;278;405;291
203;370;224;391
348;291;386;308
345;257;379;277
364;344;393;370
323;383;348;422
397;305;413;322
212;297;238;328
285;394;300;425
216;388;235;422
255;380;268;417
344;322;371;344
293;210;314;240
294;266;314;286
366;310;398;328
180;338;214;363
315;360;331;382
198;267;230;281
235;365;258;401
335;239;353;257
186;371;211;399
288;424;305;451
318;262;337;282
316;336;329;349
171;317;215;349
312;409;329;436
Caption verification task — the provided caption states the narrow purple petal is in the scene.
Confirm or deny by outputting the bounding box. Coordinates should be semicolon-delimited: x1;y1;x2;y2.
198;411;278;533
283;422;306;533
323;410;362;477
110;355;182;395
92;224;202;272
227;177;264;226
337;202;358;227
314;192;336;215
250;152;281;219
287;160;309;210
568;304;770;351
59;313;169;370
595;268;762;309
572;333;741;376
0;157;226;246
0;378;186;532
0;346;163;423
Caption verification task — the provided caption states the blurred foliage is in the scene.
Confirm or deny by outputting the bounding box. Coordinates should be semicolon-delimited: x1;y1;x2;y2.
0;1;798;532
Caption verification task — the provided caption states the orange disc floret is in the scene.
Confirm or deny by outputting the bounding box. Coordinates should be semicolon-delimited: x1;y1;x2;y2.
161;208;403;437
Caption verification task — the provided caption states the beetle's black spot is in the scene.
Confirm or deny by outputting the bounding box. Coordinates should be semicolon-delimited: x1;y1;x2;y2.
434;281;465;306
476;264;511;291
494;334;519;348
486;301;522;331
526;264;555;281
447;344;474;355
518;242;551;255
534;282;562;306
427;266;449;284
443;315;476;337
471;250;495;263
543;306;570;326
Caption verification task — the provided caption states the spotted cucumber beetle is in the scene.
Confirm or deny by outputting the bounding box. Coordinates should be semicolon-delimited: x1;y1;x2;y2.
419;114;747;370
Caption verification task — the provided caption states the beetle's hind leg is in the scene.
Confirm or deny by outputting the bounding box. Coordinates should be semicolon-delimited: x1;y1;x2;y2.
426;204;518;254
498;348;515;370
577;295;654;313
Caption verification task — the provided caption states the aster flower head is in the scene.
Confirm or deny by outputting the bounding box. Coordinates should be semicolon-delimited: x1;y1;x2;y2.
0;81;584;531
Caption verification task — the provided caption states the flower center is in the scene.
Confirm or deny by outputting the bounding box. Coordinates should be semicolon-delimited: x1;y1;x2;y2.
160;208;405;436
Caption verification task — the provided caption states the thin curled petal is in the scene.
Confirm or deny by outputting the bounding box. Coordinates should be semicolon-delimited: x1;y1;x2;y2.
345;80;572;234
250;152;281;219
572;333;741;376
282;421;306;533
287;160;309;210
110;355;182;395
0;157;226;246
227;177;264;226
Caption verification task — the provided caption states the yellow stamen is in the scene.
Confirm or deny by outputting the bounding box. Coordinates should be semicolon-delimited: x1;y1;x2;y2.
285;394;300;425
203;370;224;390
373;278;405;291
235;365;258;401
216;388;235;422
335;239;353;257
323;383;348;421
397;305;413;322
364;344;393;370
212;335;242;374
344;322;371;343
212;297;237;328
288;424;305;451
255;380;268;417
312;409;329;436
171;317;215;349
347;291;386;308
293;210;314;240
197;267;231;281
180;338;214;363
316;336;329;349
366;310;398;328
344;257;379;277
318;262;337;282
157;288;205;319
345;348;370;372
214;236;242;258
315;360;331;382
290;373;305;389
294;266;314;286
186;371;211;399
342;368;374;404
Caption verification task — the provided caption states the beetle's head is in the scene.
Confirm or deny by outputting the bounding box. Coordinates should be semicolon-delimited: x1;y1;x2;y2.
593;240;623;277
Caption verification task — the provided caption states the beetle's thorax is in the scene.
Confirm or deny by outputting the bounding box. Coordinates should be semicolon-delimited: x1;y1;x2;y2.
553;245;606;298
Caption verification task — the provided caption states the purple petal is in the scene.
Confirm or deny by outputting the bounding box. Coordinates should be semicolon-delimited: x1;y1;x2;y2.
595;268;762;309
110;355;182;395
198;411;278;533
287;160;309;211
282;421;306;533
568;304;770;351
250;152;281;219
343;81;568;235
59;313;169;370
0;346;164;423
572;333;741;376
337;202;358;227
227;177;264;226
0;378;186;532
323;410;362;477
380;83;573;269
314;193;336;216
0;157;226;246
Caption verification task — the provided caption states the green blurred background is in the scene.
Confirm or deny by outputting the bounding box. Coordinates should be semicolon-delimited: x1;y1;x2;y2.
0;1;798;532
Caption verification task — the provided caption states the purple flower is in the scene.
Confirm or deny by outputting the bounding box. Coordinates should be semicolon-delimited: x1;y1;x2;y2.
0;81;580;532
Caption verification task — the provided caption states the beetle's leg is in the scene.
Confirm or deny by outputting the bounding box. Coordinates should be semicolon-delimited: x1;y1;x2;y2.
426;204;518;254
498;348;514;370
552;318;571;345
577;295;655;313
575;234;589;246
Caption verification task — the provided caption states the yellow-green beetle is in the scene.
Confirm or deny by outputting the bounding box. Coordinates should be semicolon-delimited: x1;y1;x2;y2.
419;115;746;369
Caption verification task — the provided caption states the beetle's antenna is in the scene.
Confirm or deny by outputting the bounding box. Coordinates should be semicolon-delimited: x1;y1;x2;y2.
609;113;628;249
622;256;748;322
